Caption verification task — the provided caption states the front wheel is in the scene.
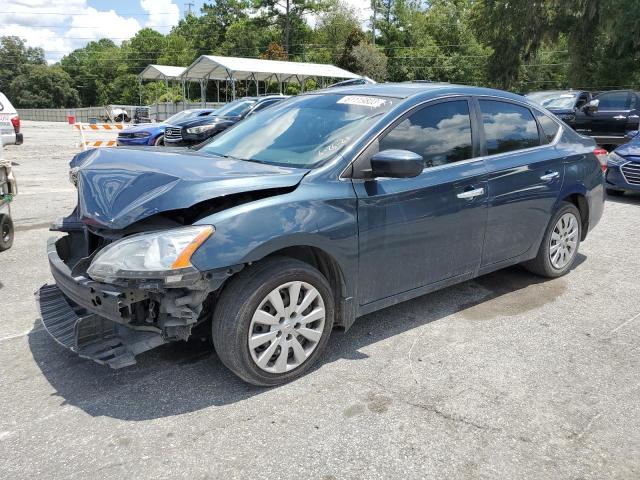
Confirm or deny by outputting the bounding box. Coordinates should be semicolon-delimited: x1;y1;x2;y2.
212;257;334;386
153;135;164;146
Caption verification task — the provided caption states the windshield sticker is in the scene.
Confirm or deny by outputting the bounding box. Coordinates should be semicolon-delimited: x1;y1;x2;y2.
337;96;388;109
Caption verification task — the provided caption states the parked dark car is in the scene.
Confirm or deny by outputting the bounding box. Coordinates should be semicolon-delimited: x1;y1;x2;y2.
573;90;640;147
116;109;218;146
164;96;286;146
605;131;640;195
525;90;592;128
38;84;604;385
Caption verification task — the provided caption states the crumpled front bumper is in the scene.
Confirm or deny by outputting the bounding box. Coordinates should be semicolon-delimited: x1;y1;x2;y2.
36;237;165;368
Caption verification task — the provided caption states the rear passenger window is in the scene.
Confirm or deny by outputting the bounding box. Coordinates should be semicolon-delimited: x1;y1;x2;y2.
534;111;560;143
479;100;540;155
379;100;473;168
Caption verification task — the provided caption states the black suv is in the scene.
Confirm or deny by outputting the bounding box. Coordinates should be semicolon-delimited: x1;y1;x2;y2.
525;90;592;128
164;95;286;146
573;90;640;147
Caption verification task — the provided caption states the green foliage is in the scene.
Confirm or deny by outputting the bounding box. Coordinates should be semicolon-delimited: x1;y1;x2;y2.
6;0;640;108
9;64;80;108
0;36;46;93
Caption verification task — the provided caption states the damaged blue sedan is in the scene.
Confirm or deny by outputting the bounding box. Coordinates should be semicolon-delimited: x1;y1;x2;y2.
38;83;605;386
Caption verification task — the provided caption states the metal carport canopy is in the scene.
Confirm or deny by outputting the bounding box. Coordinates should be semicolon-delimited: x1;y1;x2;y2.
139;65;187;81
182;55;361;82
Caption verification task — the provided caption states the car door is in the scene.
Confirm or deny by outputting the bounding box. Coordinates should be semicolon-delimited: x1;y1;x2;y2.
477;98;564;267
353;98;489;305
588;91;634;137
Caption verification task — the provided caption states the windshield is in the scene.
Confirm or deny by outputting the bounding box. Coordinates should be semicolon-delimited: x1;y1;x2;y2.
526;91;578;109
200;94;398;168
215;99;256;117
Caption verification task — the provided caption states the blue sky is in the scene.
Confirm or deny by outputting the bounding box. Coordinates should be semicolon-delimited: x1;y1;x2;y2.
0;0;370;63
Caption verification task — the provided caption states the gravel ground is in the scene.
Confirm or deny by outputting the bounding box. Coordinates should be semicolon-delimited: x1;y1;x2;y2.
1;121;639;479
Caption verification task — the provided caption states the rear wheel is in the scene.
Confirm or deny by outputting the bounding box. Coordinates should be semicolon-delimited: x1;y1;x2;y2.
212;257;334;386
524;202;581;278
0;214;14;251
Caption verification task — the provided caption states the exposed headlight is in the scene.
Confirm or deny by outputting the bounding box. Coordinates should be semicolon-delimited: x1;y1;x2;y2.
133;132;151;138
558;113;576;122
607;151;627;167
87;225;214;283
186;124;218;134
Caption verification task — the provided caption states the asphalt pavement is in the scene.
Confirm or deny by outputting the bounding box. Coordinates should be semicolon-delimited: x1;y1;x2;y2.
0;121;639;479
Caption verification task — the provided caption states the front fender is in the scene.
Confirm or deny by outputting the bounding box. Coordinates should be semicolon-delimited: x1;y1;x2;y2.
189;180;359;298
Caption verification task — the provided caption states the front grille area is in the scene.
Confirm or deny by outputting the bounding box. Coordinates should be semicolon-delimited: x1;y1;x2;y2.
164;127;182;141
621;162;640;185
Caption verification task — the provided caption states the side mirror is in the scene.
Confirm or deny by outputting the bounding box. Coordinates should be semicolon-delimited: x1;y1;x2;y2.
370;149;423;178
582;99;599;114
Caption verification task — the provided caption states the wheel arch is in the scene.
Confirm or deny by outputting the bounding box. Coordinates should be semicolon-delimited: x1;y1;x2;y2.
561;192;589;240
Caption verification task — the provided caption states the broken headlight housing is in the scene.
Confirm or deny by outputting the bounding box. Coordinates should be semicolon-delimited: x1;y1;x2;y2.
87;225;214;283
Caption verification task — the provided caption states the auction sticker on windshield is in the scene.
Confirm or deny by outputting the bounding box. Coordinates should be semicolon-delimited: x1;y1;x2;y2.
337;95;389;109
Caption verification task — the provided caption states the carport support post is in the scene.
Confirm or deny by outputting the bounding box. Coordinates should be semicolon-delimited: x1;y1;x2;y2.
199;79;207;107
181;79;186;111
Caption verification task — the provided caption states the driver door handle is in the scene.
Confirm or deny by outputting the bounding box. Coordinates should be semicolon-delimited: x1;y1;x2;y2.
540;171;559;181
457;187;485;199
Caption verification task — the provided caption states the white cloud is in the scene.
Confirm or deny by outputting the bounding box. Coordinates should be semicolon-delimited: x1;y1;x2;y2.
0;0;181;62
140;0;180;34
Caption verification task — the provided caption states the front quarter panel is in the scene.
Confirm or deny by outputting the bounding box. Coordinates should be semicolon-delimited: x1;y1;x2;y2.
190;179;359;298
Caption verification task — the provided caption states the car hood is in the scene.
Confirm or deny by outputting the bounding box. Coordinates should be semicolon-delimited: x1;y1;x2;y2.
614;137;640;158
70;147;309;230
121;123;165;134
171;116;233;129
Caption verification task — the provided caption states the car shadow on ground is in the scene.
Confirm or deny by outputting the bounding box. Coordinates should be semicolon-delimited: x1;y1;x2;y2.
27;258;585;421
606;191;640;205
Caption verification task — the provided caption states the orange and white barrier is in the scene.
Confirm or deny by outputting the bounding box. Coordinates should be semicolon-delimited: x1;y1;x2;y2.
74;123;124;151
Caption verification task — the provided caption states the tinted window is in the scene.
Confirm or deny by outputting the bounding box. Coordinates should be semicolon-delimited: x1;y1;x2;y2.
630;94;638;110
534;111;560;143
597;91;629;110
379;100;473;168
479;100;540;155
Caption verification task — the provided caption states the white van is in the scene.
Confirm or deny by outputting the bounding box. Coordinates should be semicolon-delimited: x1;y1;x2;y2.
0;92;22;146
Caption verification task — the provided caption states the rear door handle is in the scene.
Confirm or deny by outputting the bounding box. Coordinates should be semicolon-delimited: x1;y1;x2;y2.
456;187;485;199
540;171;559;181
613;115;627;120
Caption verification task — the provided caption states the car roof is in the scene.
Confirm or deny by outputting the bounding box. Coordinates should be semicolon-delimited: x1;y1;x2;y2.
526;90;586;95
312;82;529;103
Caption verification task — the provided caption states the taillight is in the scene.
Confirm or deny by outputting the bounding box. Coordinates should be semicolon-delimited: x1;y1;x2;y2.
594;147;608;172
10;115;20;133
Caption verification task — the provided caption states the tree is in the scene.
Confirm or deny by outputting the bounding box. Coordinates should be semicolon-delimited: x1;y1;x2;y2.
122;28;166;72
0;36;45;93
313;2;362;63
260;42;289;60
9;65;79;108
351;43;388;80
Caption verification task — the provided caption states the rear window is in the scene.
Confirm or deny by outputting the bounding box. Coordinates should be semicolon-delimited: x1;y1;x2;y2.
534;111;560;143
479;100;540;155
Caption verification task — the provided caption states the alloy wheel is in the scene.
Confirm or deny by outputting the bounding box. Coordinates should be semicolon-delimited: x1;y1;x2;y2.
549;212;579;270
248;281;325;374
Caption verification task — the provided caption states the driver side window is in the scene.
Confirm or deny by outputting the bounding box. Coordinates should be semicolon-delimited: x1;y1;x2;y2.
378;100;474;169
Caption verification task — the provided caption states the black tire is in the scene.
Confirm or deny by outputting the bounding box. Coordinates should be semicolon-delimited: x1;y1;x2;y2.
606;188;624;196
0;214;14;251
524;202;581;278
154;135;164;146
212;256;334;386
